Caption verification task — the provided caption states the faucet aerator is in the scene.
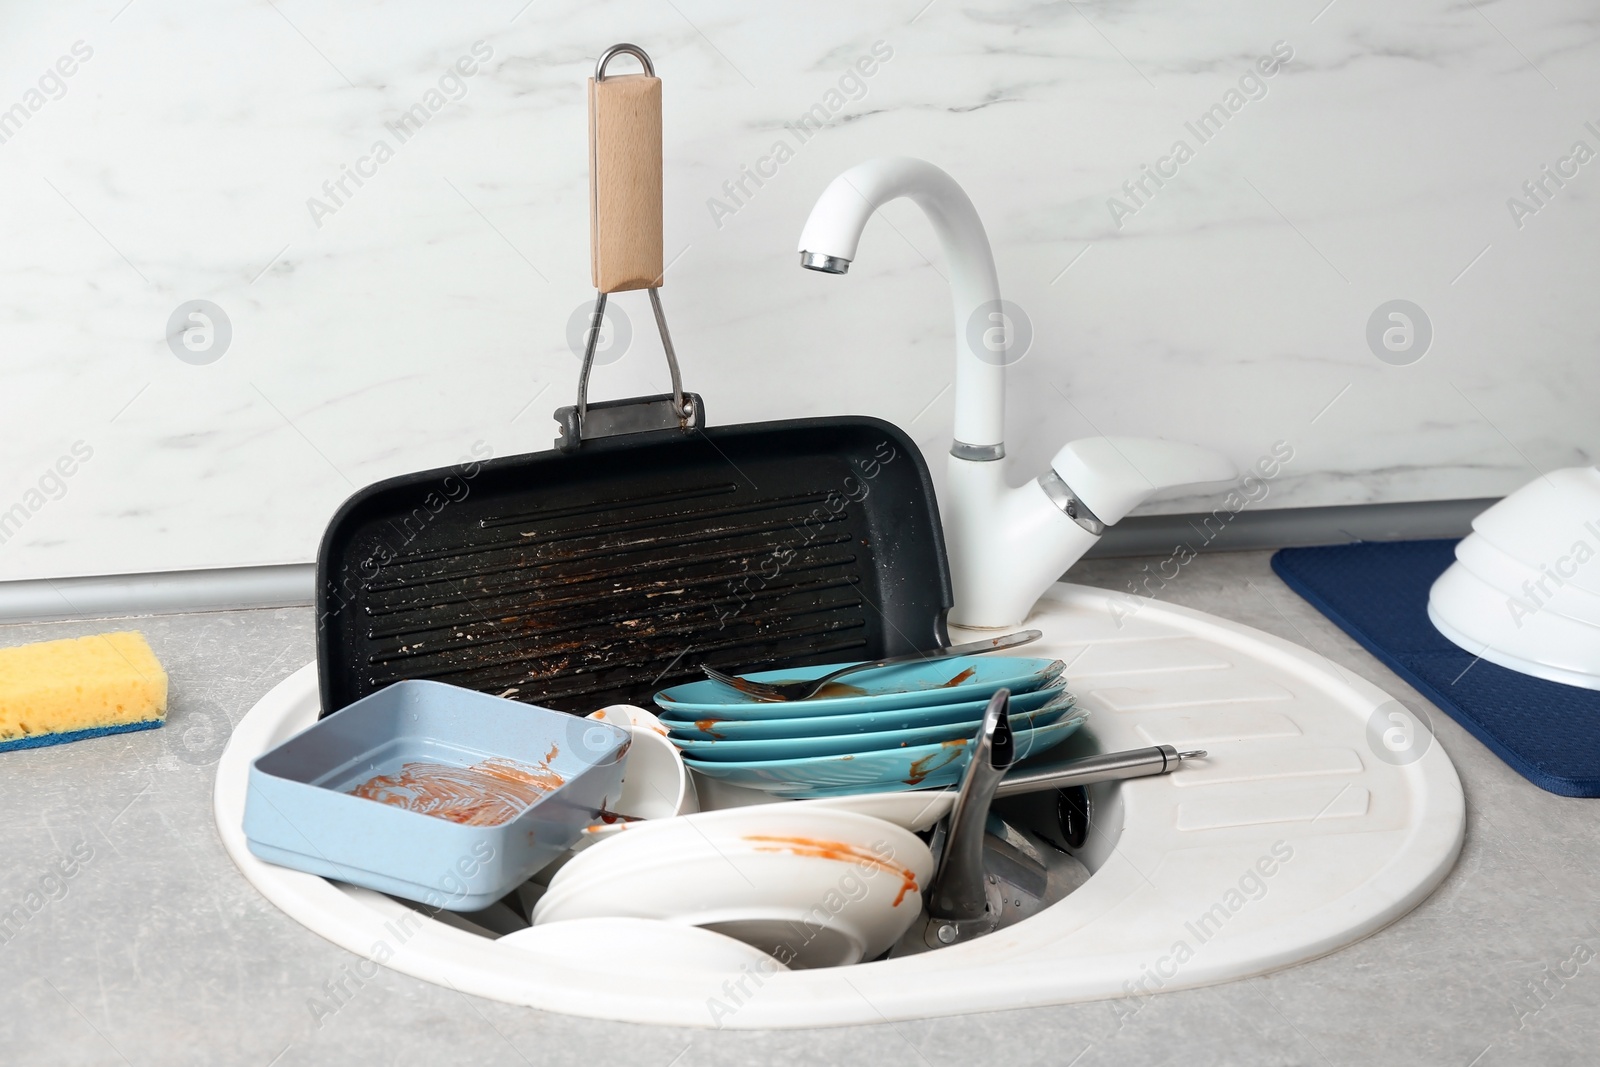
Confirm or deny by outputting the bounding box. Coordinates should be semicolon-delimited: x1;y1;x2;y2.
800;251;851;274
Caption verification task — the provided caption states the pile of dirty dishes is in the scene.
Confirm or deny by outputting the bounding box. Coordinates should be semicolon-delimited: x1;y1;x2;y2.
651;656;1085;799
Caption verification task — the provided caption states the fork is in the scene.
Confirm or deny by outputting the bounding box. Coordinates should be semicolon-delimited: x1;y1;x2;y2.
698;630;1043;702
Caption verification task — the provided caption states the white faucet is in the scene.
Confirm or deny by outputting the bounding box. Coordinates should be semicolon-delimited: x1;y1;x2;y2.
798;156;1237;628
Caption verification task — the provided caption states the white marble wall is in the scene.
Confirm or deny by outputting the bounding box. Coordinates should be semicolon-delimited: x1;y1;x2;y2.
1;0;1596;581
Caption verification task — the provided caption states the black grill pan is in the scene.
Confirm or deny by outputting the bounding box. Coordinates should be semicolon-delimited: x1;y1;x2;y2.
315;414;952;717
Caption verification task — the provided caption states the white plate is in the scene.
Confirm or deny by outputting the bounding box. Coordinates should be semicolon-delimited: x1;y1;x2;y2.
500;917;787;975
532;807;933;968
537;803;901;911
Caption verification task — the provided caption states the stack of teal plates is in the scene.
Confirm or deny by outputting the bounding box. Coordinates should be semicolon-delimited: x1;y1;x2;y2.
652;656;1085;799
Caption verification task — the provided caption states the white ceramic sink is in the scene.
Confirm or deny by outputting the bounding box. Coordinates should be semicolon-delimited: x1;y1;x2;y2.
215;582;1464;1028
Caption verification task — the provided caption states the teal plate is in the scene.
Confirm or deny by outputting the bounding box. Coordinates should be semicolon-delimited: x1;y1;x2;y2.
654;656;1065;718
659;678;1069;740
682;711;1088;799
673;694;1078;762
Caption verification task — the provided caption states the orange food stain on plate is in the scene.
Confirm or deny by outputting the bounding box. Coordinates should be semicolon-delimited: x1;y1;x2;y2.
940;667;977;688
742;834;921;907
904;738;966;785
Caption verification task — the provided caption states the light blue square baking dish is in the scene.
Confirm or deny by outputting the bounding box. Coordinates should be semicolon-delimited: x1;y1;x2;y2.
242;680;629;911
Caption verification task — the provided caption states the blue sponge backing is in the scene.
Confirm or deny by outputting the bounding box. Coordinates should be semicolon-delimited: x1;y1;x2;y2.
0;718;164;753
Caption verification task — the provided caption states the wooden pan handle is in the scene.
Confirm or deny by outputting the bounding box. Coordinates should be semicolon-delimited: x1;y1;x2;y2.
588;71;663;293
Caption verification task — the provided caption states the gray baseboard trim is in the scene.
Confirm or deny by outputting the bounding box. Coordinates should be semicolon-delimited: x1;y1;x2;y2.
0;498;1495;623
0;564;315;624
1087;497;1495;559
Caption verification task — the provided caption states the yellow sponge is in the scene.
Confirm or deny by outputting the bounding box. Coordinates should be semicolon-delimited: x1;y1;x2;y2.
0;632;168;751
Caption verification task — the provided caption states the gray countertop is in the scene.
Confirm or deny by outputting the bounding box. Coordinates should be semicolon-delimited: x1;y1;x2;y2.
3;550;1597;1067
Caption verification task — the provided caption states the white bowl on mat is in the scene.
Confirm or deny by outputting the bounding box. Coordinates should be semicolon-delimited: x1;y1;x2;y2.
1430;466;1600;690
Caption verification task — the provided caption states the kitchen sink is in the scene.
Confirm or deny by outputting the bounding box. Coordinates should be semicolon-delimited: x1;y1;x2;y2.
215;581;1464;1029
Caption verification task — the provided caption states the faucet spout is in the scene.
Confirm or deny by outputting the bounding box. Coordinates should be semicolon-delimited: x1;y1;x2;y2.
799;157;1239;629
797;157;1006;453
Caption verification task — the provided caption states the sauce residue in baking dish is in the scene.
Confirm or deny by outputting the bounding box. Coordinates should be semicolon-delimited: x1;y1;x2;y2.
743;834;921;907
348;756;564;826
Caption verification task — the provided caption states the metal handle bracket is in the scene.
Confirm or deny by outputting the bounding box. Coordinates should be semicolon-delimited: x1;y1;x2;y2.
556;288;699;452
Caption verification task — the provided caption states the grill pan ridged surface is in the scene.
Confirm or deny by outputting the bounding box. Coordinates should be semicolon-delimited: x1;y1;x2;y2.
316;418;951;717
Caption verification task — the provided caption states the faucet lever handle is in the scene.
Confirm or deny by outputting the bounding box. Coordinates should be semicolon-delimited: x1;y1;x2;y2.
926;689;1014;923
1049;437;1237;527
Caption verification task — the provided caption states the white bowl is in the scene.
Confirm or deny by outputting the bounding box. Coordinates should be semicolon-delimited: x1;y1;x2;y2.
1469;466;1600;595
1429;466;1600;690
575;708;697;846
588;704;671;738
532;807;933;968
1452;531;1600;627
1429;561;1600;689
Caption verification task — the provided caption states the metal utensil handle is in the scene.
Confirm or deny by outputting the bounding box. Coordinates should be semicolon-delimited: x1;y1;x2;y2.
576;289;693;429
994;744;1203;798
799;629;1043;691
596;42;654;80
647;287;689;417
575;291;608;429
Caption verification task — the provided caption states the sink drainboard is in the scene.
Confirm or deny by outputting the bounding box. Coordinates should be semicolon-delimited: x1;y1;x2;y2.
215;582;1464;1029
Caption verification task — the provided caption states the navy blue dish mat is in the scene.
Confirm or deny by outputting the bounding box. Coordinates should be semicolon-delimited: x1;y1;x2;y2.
1271;539;1600;797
